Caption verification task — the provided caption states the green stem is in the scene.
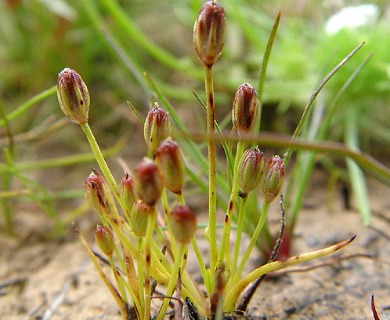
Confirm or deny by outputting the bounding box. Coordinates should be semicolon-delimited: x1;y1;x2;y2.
80;123;125;211
143;208;156;320
156;244;187;320
231;196;247;281
205;65;218;270
224;235;356;312
235;202;270;282
216;140;246;270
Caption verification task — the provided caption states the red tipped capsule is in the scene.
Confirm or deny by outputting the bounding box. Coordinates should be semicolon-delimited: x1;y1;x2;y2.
238;146;264;197
155;138;185;195
121;172;137;218
232;83;259;135
144;104;171;156
130;200;153;238
95;225;114;257
84;170;106;212
193;1;226;67
57;68;90;124
261;155;285;204
169;204;197;245
133;158;163;206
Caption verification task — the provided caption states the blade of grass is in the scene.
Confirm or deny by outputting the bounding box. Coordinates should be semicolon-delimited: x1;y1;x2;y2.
344;108;371;225
284;42;365;166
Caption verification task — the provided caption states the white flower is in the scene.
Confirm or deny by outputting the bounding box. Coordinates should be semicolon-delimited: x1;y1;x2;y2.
325;4;379;35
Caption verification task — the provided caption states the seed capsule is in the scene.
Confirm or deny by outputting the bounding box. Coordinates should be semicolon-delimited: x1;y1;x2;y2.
193;1;226;67
261;155;285;204
133;158;163;206
155;138;185;194
130;200;153;238
232;83;259;135
95;225;114;256
84;170;106;212
57;68;90;124
238;146;264;198
121;172;137;218
169;204;197;245
144;104;171;156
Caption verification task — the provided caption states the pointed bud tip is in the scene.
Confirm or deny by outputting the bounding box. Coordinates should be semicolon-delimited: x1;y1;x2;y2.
57;68;90;124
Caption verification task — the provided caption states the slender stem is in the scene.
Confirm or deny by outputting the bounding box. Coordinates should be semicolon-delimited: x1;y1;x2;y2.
224;235;356;312
80;123;125;210
204;65;218;270
143;208;156;320
136;238;145;319
156;244;187;320
216;140;245;269
236;202;269;282
231;196;247;281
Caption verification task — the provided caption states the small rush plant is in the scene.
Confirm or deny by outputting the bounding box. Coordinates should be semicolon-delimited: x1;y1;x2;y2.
56;1;355;319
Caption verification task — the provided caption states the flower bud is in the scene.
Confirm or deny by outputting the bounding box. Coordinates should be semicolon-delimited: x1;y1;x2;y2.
144;104;171;156
57;68;90;124
155;138;185;194
193;1;226;67
133;158;163;206
232;83;259;135
121;172;137;217
261;155;285;204
238;146;264;198
169;204;197;245
84;170;106;212
130;200;153;238
95;225;114;256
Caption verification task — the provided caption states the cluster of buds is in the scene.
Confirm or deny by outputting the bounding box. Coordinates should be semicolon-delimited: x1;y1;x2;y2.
237;147;285;202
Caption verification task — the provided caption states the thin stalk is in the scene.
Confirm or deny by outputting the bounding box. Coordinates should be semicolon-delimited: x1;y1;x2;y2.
204;65;218;270
216;140;246;270
345;108;371;225
224;235;356;312
80;123;125;212
77;229;129;319
231;196;247;281
156;244;187;320
284;42;365;166
255;11;281;133
235;202;270;282
143;209;156;320
136;238;145;320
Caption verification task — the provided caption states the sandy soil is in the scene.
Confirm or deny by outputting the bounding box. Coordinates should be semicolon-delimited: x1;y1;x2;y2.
1;175;389;320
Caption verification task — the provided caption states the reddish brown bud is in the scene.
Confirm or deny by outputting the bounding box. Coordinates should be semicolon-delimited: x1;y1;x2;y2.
232;83;259;135
144;103;171;155
133;158;163;206
169;204;197;245
84;170;106;212
261;155;285;204
155;138;185;194
130;200;153;238
95;225;114;256
57;68;90;124
193;1;226;67
238;146;264;197
121;172;137;217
